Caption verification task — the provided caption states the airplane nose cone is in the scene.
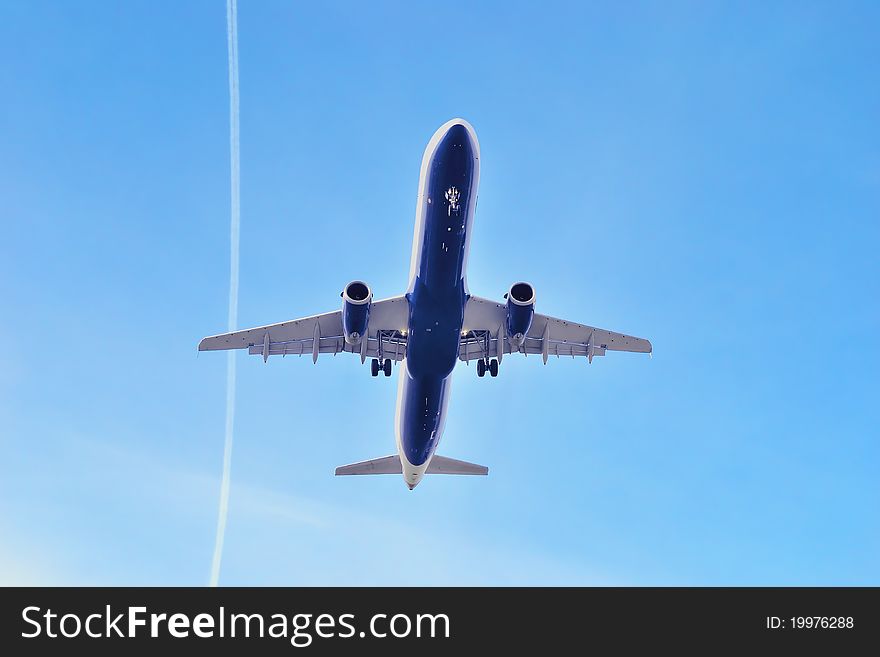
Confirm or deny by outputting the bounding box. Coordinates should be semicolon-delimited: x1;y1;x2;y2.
444;123;470;143
424;118;480;165
443;121;476;151
437;121;476;163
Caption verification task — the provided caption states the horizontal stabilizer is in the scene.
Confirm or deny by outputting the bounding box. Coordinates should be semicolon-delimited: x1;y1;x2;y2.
335;455;402;476
335;455;488;476
428;455;488;475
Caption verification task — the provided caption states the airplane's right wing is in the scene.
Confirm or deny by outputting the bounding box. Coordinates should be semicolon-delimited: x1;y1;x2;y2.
198;296;410;363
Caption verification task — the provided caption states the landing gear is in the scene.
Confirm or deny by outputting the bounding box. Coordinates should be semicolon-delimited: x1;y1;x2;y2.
371;358;393;377
477;358;499;378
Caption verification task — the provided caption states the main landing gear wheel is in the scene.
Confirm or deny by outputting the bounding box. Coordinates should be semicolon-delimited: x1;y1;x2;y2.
371;358;380;377
383;358;392;377
477;358;498;378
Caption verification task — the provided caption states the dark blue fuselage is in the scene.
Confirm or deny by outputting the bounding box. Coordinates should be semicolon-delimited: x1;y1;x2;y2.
396;122;479;471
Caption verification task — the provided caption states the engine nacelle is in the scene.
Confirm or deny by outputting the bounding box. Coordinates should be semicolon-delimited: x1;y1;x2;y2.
341;281;372;345
506;282;535;347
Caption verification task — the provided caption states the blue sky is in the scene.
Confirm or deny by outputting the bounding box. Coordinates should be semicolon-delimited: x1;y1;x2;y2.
1;1;877;585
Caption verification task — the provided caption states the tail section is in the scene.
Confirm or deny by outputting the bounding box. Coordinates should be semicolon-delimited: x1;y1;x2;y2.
335;454;488;476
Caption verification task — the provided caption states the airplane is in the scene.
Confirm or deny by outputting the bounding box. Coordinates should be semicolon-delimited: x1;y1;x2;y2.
199;118;652;489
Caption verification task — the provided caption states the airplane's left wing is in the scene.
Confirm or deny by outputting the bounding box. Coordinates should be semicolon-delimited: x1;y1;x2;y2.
460;295;651;363
198;296;409;363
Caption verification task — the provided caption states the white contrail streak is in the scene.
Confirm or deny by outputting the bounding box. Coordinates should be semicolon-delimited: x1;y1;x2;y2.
210;0;240;588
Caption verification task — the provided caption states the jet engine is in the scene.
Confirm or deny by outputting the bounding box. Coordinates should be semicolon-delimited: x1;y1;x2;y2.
506;281;535;348
341;281;372;345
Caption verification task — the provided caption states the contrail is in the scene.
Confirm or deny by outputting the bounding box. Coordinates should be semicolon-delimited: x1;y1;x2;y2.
210;0;240;588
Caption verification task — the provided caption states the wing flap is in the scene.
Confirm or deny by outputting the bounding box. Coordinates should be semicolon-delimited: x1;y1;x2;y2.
245;332;407;361
459;336;607;360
